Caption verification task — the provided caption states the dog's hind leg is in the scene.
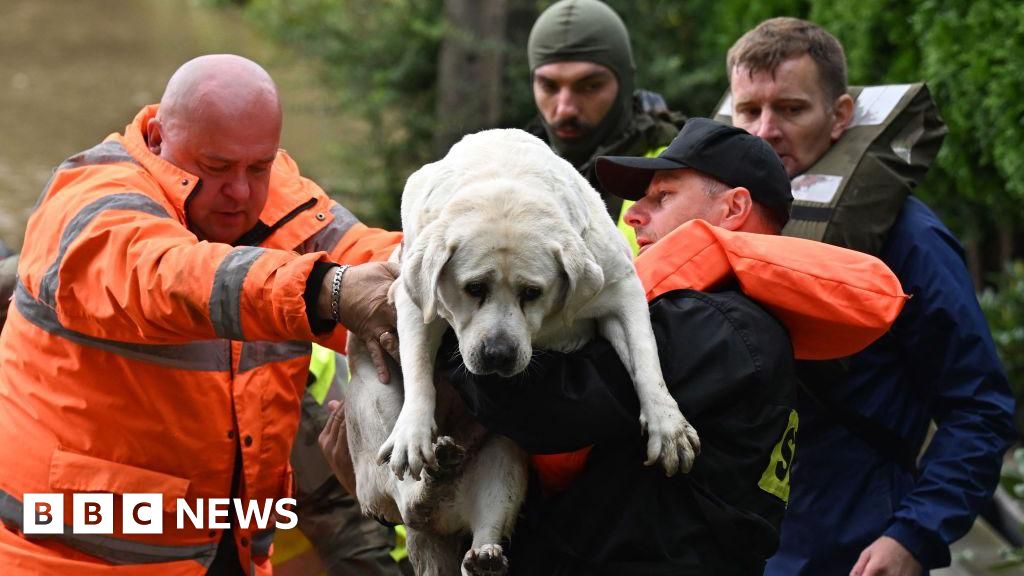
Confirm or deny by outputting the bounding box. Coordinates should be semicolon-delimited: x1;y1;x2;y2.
345;337;404;522
458;436;527;576
406;528;462;576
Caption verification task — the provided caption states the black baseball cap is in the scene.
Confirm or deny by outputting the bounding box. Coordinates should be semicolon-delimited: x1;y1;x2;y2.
596;117;793;217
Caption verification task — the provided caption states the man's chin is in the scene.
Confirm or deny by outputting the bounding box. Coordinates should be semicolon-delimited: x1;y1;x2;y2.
198;219;254;245
780;156;805;179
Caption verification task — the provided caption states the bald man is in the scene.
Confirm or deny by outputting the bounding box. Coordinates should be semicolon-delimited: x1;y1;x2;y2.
0;55;401;575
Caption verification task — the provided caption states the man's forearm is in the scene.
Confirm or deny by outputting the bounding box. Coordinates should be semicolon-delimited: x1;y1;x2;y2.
443;332;641;453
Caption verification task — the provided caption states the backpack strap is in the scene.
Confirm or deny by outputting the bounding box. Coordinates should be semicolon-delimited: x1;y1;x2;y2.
714;83;947;256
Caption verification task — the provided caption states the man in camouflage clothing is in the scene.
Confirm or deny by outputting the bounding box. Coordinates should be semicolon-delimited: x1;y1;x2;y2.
526;0;684;230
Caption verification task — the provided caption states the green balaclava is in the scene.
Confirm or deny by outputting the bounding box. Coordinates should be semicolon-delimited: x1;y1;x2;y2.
528;0;636;168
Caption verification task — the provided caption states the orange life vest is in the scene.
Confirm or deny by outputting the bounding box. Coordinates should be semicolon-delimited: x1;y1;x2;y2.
532;219;907;493
0;105;399;575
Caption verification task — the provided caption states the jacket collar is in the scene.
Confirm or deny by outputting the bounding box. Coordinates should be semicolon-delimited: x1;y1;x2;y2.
634;219;909;361
634;219;732;302
118;105;201;220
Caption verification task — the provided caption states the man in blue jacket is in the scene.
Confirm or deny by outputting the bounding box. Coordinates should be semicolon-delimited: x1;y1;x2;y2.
727;17;1016;575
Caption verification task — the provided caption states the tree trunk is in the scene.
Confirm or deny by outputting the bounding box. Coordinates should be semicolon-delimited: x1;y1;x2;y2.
997;218;1015;268
434;0;508;156
964;213;983;291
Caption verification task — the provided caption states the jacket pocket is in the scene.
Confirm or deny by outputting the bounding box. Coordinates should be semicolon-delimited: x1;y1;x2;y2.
48;448;189;513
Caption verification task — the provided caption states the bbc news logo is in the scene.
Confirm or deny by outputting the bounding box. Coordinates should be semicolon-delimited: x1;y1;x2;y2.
22;494;297;535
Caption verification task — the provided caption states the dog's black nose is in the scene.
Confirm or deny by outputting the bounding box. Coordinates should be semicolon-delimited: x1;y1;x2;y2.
481;334;518;374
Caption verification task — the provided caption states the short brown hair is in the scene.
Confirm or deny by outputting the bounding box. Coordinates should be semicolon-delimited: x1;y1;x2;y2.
701;172;789;232
727;17;848;105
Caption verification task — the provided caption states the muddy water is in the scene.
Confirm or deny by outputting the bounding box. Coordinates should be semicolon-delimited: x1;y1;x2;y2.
0;0;363;251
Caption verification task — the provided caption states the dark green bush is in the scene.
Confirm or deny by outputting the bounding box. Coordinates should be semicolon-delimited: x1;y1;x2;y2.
980;261;1024;406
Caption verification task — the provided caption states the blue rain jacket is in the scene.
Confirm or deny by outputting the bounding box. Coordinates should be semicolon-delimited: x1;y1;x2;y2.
766;197;1016;574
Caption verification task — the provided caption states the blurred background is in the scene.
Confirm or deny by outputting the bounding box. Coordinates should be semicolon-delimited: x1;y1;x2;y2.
2;0;1022;572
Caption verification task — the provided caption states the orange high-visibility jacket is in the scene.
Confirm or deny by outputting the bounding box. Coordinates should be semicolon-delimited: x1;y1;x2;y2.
0;105;400;575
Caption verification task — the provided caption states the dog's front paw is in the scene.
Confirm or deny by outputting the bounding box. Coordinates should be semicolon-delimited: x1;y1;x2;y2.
639;398;701;476
462;543;508;576
376;409;437;481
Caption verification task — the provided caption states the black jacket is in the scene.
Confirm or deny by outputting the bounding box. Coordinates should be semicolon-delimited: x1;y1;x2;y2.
444;287;797;576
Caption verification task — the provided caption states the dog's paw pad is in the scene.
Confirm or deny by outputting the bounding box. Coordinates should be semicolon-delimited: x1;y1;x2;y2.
426;435;466;481
462;544;508;576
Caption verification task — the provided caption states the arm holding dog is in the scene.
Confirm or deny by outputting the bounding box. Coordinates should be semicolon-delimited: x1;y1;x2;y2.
443;285;796;573
443;290;769;455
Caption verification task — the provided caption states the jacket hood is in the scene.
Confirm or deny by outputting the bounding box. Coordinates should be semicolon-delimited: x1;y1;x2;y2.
528;0;635;166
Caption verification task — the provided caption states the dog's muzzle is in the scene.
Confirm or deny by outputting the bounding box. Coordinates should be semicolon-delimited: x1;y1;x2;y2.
478;334;520;376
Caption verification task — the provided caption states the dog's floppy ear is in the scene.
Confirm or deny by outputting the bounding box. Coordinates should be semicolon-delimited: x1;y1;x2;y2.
403;220;456;323
553;234;604;324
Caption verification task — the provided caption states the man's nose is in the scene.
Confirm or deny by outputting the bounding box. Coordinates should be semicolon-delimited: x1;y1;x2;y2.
224;170;251;200
553;88;579;121
624;201;647;228
754;110;782;141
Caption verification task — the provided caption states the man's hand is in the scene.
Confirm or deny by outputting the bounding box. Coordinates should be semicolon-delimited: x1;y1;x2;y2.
850;536;923;576
319;262;400;382
318;400;358;496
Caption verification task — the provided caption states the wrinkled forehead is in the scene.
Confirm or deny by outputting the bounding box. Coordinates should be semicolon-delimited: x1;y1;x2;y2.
179;108;281;162
730;55;829;104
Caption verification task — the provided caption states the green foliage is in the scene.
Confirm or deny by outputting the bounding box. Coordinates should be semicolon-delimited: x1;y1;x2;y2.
994;448;1024;570
245;0;445;228
980;261;1024;400
912;1;1024;213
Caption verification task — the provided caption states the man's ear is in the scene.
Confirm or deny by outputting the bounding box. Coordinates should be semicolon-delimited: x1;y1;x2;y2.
402;220;455;323
830;93;855;142
146;118;164;155
719;187;753;232
553;235;604;325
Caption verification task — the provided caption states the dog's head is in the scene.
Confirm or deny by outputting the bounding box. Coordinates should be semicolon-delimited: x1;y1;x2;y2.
403;182;604;377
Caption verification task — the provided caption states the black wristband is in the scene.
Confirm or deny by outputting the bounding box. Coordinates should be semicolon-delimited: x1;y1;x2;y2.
304;262;337;335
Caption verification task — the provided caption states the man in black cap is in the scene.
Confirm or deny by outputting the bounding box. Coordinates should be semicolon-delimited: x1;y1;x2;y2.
526;0;684;252
440;118;800;575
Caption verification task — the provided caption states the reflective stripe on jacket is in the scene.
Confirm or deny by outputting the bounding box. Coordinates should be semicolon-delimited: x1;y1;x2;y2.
0;105;400;575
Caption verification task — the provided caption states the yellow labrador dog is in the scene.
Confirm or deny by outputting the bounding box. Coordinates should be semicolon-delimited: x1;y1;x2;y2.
346;129;699;575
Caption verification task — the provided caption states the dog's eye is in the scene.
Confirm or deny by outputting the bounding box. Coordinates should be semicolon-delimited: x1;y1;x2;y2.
520;286;543;302
464;282;488;299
